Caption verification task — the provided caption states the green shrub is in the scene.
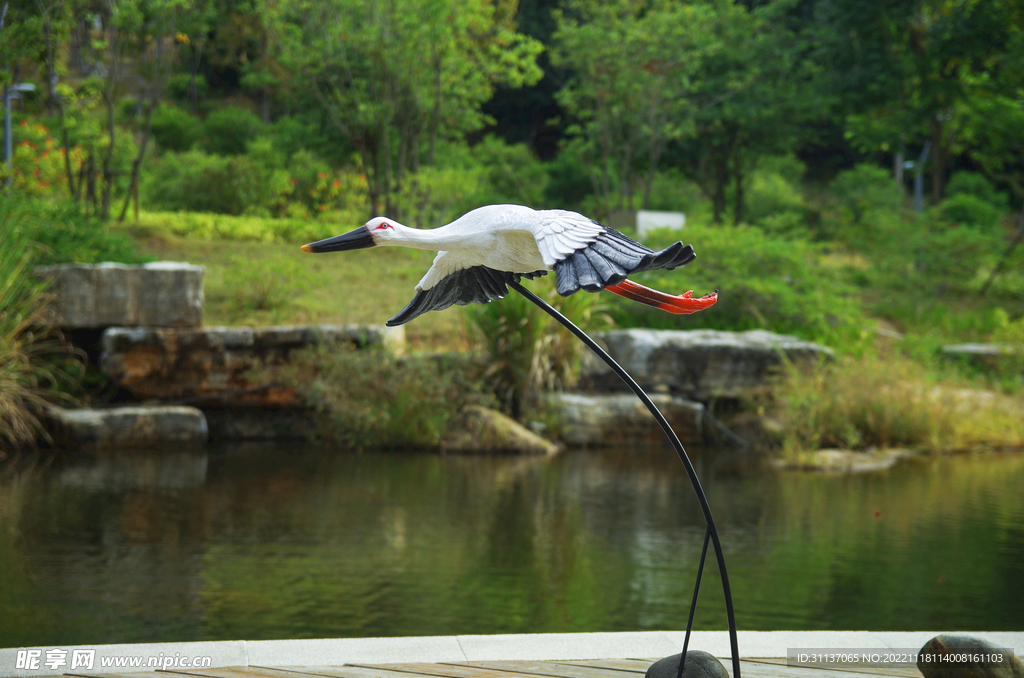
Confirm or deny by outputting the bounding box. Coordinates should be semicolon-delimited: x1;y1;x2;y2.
465;275;609;419
167;73;207;105
136;210;357;243
544;143;593;208
770;353;1024;457
861;214;1001;296
202;106;264;155
745;169;810;228
946;171;1007;208
468;135;549;208
217;254;313;321
936;193;1004;229
398;164;484;228
150;104;199;152
624;223;867;350
17;199;151;265
143;149;293;216
254;342;492;449
267;116;328;162
829;163;905;223
758;154;807;185
643;170;707;214
0;195;80;451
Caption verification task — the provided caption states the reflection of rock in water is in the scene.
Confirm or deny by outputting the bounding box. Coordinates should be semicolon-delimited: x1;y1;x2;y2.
58;450;209;491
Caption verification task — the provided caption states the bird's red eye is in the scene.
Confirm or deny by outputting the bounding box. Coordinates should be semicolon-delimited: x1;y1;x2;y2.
374;222;393;231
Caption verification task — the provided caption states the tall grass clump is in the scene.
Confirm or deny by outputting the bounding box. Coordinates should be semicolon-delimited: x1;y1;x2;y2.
252;342;492;449
0;197;79;452
465;275;609;419
23;200;151;265
629;223;868;352
770;353;1024;458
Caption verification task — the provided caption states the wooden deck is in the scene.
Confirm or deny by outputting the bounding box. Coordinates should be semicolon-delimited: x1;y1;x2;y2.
65;657;924;678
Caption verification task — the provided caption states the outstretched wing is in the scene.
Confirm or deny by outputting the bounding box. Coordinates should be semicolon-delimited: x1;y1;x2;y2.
553;227;696;296
532;210;605;268
386;264;547;326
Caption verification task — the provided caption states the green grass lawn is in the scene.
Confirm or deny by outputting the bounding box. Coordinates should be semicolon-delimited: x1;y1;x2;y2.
133;228;474;350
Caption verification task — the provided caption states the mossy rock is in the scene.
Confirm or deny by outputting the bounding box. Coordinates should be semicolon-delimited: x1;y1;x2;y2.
441;405;559;455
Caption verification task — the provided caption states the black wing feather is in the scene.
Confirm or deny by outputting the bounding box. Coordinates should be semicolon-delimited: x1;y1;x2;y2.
553;225;696;297
387;266;547;326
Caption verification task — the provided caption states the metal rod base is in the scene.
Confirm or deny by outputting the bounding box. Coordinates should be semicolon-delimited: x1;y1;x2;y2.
509;279;740;678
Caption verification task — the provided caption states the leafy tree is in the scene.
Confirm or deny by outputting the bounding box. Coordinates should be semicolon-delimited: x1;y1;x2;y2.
814;0;1021;202
278;0;543;218
669;0;823;224
551;0;717;215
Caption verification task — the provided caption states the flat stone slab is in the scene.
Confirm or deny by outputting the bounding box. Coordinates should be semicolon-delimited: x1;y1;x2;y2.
36;262;204;328
2;631;1021;675
100;325;400;403
943;343;1024;356
45;405;207;449
441;405;560;455
772;448;919;473
550;392;703;447
581;329;833;399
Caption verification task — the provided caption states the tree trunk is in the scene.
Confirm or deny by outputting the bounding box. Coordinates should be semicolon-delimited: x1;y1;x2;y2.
42;11;58;116
118;100;156;222
930;115;946;204
733;142;745;226
189;44;203;114
101;94;116;219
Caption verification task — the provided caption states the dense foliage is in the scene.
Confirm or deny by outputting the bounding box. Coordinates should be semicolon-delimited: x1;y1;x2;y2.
2;0;1022;221
3;0;1024;453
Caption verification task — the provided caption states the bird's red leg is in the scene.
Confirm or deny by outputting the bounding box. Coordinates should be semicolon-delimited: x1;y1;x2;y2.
605;279;718;315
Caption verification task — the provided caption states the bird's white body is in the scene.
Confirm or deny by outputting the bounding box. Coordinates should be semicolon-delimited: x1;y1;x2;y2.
366;204;603;291
303;203;712;326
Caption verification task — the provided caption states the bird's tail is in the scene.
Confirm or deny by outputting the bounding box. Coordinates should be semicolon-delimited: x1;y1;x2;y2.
605;279;718;315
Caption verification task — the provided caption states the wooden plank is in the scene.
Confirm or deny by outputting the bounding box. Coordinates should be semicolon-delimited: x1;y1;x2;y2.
563;658;919;678
729;660;914;678
444;661;630;678
555;659;651;673
351;663;562;678
269;667;454;678
746;659;921;678
164;667;323;678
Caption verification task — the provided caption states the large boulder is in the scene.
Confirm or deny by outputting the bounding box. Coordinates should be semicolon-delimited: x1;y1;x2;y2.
646;652;729;678
441;405;560;455
36;262;204;328
100;325;402;404
549;392;704;447
581;329;833;399
45;405;208;449
918;634;1023;678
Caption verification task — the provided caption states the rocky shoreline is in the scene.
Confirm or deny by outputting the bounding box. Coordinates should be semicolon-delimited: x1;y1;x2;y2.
42;261;1004;466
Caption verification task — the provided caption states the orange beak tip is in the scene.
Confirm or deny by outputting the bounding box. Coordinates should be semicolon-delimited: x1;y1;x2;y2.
300;244;313;253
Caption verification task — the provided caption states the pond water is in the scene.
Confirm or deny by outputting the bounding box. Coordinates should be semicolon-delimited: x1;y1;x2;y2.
1;443;1022;649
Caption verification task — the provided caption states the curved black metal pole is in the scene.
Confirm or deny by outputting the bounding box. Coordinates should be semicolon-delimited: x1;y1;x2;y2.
679;527;711;678
509;279;740;678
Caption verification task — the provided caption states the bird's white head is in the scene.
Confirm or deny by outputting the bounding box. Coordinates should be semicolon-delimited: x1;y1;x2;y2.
301;217;406;253
362;216;406;245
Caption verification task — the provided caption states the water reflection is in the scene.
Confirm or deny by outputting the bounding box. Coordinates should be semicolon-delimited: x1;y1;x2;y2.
1;444;1022;648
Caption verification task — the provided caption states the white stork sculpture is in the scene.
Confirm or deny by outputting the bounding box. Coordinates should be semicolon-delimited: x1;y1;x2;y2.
301;204;717;326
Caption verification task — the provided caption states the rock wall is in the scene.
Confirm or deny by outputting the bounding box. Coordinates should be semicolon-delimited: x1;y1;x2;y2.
37;262;204;328
100;325;400;404
581;328;833;399
46;405;208;449
549;392;703;447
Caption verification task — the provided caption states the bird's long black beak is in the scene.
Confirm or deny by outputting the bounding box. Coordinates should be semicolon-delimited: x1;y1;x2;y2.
301;227;376;253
